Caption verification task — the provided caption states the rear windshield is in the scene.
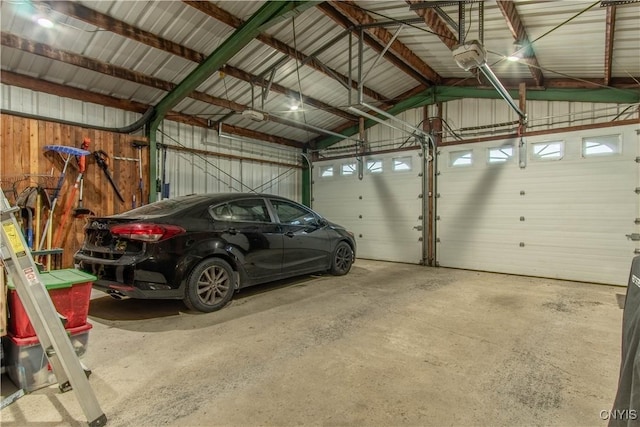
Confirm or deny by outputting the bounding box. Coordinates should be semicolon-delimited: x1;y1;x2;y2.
111;196;207;218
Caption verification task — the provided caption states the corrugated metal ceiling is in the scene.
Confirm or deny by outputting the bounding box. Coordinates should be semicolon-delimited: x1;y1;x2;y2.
1;1;638;148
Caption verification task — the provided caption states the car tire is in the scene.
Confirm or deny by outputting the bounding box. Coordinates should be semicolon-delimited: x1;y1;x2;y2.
329;241;353;276
183;258;235;313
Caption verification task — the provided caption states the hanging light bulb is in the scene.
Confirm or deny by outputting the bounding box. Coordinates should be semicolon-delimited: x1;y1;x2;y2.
36;16;54;28
507;41;524;62
33;4;55;28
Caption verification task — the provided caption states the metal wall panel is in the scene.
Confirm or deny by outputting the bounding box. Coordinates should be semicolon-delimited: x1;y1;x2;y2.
1;84;141;128
157;121;301;202
437;123;639;285
442;99;635;141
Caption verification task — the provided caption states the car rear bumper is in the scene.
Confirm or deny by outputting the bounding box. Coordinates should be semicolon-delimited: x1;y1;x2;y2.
92;280;183;299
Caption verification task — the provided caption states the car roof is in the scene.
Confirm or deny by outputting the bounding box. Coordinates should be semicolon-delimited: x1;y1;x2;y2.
174;193;291;204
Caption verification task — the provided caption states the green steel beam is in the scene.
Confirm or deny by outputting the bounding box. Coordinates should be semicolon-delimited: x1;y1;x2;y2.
314;86;640;149
147;1;319;201
301;156;311;207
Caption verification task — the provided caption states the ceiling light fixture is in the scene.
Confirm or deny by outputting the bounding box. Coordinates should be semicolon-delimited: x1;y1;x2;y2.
290;104;299;111
507;41;524;62
33;4;55;28
507;52;521;62
36;16;54;28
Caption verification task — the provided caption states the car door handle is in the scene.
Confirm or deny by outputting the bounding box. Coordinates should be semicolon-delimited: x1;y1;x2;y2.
226;227;238;235
284;231;295;238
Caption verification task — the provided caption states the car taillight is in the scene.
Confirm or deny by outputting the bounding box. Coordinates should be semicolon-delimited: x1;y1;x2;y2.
110;223;185;242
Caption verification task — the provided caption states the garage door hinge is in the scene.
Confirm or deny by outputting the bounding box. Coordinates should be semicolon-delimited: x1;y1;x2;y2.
636;157;640;163
626;233;640;241
636;187;640;194
635;249;640;255
414;225;423;231
635;218;640;225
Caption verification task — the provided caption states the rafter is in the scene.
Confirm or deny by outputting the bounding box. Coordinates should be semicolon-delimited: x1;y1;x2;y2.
495;0;544;87
1;70;304;148
219;64;356;122
183;0;390;107
40;0;355;122
324;1;440;85
318;2;437;87
604;6;616;86
0;32;328;136
406;0;458;50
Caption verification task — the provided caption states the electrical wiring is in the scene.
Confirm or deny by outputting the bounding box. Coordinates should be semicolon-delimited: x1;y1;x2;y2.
291;16;313;145
157;129;253;193
345;2;459;44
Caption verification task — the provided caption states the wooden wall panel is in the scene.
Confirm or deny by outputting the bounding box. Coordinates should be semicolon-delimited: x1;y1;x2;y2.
0;113;149;268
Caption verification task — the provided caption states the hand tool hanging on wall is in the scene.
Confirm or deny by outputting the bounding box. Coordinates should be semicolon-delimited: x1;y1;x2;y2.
113;154;139;209
132;141;148;206
53;138;92;248
38;145;90;251
16;186;49;249
92;150;125;203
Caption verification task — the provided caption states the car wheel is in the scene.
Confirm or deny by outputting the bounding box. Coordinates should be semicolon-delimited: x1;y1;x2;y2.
330;241;353;276
183;258;235;313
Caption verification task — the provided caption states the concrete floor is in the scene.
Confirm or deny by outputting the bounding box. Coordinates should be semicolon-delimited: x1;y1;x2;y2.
0;259;626;426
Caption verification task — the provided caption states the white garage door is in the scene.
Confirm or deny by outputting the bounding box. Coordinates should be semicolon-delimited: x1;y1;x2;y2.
436;124;639;286
313;150;424;264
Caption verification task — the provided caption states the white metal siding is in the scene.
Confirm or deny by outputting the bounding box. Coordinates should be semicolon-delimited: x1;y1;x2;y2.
157;121;301;202
313;150;424;264
437;123;639;285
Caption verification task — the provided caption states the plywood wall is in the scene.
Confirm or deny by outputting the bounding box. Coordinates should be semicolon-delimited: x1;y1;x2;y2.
1;114;149;268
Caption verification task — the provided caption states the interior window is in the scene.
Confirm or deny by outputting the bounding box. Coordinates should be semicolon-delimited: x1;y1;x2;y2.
450;150;472;167
270;199;317;226
320;165;334;178
367;160;383;173
341;163;357;175
532;141;564;160
582;135;621;157
210;199;270;222
392;156;412;171
488;146;513;164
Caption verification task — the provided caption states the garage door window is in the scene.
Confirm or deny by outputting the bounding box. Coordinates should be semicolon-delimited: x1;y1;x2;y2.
449;150;473;167
341;163;357;176
487;146;513;164
531;141;564;161
582;135;621;157
392;157;412;172
367;160;383;174
320;165;334;178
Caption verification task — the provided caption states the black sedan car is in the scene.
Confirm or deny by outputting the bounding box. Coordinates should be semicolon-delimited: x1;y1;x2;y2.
74;193;356;312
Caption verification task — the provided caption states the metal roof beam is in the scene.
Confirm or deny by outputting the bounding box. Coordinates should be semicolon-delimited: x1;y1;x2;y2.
220;64;358;122
313;86;640;149
1;70;305;148
406;0;459;50
183;0;390;106
40;0;351;122
150;1;318;120
329;1;441;85
318;2;439;87
495;0;545;87
0;32;331;137
604;5;617;86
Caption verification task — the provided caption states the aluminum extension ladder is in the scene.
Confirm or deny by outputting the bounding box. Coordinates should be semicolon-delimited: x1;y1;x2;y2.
0;189;106;426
